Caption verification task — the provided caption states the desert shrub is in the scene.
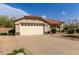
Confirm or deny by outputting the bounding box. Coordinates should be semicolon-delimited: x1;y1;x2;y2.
51;28;57;33
7;48;27;55
62;29;65;32
76;28;79;33
0;16;15;28
47;31;51;34
45;31;50;34
64;27;68;30
8;28;15;35
67;28;75;34
2;33;7;35
0;33;7;35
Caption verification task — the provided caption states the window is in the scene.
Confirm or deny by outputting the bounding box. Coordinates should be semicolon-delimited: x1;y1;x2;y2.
37;24;38;26
21;24;24;26
25;24;27;26
34;24;36;26
28;24;30;26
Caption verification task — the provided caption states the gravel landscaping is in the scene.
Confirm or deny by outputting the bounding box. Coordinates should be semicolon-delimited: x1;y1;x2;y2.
0;36;32;55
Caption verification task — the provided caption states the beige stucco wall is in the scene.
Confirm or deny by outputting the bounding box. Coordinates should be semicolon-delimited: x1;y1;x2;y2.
15;19;45;24
15;19;51;34
15;24;20;33
45;24;51;32
59;24;64;32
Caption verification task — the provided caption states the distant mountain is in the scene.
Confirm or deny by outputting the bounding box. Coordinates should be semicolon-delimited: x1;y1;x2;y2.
0;4;30;19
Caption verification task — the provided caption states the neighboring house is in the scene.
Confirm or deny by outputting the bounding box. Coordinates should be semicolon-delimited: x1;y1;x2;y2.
15;16;63;35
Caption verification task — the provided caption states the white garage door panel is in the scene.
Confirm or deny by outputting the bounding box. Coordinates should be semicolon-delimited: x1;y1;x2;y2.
20;26;43;35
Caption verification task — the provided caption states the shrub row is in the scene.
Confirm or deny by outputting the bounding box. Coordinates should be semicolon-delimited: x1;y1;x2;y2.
64;28;79;34
76;28;79;33
67;28;75;34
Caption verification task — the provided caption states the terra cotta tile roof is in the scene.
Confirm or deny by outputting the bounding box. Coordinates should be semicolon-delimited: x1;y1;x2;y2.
15;16;62;25
15;16;49;24
15;16;43;21
46;19;62;25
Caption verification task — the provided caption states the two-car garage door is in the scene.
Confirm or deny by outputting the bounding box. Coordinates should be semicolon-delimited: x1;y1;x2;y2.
20;24;44;35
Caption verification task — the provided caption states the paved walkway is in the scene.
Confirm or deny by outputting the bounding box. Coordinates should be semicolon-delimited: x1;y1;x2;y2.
18;35;79;55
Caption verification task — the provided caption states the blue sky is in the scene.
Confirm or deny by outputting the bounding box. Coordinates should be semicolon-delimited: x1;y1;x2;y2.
2;3;79;21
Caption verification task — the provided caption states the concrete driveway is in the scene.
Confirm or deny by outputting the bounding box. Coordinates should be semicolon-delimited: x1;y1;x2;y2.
0;34;79;55
18;35;79;55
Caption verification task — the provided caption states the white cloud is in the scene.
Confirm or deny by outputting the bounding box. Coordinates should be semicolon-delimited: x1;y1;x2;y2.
41;15;47;19
0;4;30;19
62;11;66;15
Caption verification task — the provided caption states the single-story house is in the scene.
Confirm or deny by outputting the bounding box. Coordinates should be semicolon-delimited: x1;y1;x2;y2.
15;16;63;35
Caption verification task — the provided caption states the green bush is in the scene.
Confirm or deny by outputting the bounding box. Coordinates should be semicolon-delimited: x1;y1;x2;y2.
7;48;27;55
0;33;7;35
8;28;15;35
76;28;79;33
67;28;75;34
51;28;57;33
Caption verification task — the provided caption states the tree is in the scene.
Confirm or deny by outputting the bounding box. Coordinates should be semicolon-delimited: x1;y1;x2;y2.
64;19;79;33
0;16;15;28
